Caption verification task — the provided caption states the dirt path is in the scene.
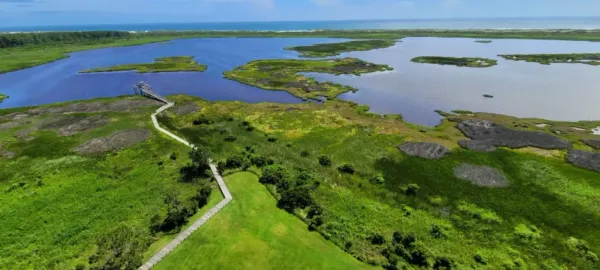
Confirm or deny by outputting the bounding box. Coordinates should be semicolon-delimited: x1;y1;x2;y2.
139;101;232;270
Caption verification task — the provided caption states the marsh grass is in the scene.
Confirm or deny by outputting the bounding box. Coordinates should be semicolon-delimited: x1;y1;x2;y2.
80;56;207;73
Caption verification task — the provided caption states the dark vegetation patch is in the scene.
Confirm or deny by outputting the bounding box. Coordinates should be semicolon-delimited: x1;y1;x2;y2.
499;53;600;66
22;99;161;116
73;129;151;154
397;142;450;159
40;115;110;136
453;163;509;187
81;56;208;73
285;39;397;57
457;119;572;150
475;40;492;43
566;150;600;173
412;56;497;67
458;139;497;152
581;139;600;150
172;103;200;115
223;58;393;99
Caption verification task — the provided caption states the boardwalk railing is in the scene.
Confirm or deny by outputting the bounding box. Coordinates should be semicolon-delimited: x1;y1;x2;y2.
137;82;233;270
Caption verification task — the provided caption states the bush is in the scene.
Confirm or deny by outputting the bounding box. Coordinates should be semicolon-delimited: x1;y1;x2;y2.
224;135;237;142
300;150;310;157
367;234;386;245
246;126;255;132
277;187;313;212
267;137;278;142
226;155;246;169
169;152;177;160
307;204;323;219
318;155;332;167
308;216;324;231
393;231;403;244
251;156;266;167
433;257;455;269
474;253;487;265
370;174;385;185
179;148;212;182
241;121;250;126
194;186;212;208
192;117;212;125
88;225;150;270
404;183;420;196
337;164;355;174
259;165;289;185
430;224;447;239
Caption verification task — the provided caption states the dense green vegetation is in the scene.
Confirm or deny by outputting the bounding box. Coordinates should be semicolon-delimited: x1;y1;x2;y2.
81;56;207;73
475;40;492;43
157;95;600;269
285;40;397;57
223;58;392;100
0;97;218;269
0;31;130;48
156;172;370;269
499;53;600;65
412;56;498;67
3;29;600;74
0;94;7;103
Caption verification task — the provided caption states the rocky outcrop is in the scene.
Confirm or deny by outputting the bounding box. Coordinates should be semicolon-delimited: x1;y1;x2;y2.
457;120;571;150
566;150;600;173
454;163;509;187
398;142;450;159
581;139;600;150
458;140;497;152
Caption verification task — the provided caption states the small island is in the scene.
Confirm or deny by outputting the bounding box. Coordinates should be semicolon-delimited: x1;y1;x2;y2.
411;56;498;67
475;40;492;43
80;56;207;73
0;94;7;103
499;53;600;65
285;40;397;58
223;58;393;100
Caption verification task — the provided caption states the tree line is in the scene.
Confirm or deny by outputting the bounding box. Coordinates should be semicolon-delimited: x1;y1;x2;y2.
0;31;131;48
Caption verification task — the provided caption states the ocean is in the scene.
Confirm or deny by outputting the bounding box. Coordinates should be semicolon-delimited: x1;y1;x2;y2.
2;17;600;32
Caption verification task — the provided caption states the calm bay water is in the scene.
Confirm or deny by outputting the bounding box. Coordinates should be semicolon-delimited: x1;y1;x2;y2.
1;37;599;126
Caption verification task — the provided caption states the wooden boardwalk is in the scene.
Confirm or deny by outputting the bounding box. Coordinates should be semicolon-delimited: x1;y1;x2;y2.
138;82;233;270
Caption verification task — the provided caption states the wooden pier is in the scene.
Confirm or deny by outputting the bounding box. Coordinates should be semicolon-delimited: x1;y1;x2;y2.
133;81;170;104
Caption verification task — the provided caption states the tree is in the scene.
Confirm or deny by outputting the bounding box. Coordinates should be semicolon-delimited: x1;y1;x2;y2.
405;184;420;196
337;164;355;174
180;148;212;182
194;186;213;208
368;233;386;245
259;164;289;185
226;155;246;169
88;225;150;270
277;187;313;212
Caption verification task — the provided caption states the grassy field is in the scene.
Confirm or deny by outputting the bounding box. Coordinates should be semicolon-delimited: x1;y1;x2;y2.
499;53;600;66
223;58;392;100
0;96;217;269
157;95;600;269
3;29;600;74
412;56;498;67
81;56;207;73
285;40;398;58
155;172;370;270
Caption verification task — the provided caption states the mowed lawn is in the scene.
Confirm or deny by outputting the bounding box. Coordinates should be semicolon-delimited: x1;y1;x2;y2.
155;172;371;270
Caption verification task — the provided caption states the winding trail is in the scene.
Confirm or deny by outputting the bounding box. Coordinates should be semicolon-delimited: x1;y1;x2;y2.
139;101;232;270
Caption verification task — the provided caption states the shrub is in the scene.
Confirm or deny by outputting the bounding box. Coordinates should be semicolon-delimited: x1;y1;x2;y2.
392;231;403;244
427;196;445;206
433;257;455;269
251;156;266;167
430;224;448;239
194;186;212;208
514;224;542;242
259;164;289;185
246;126;255;132
306;204;323;219
344;241;353;252
192;117;212;125
169;152;177;160
404;183;420;196
370;174;385;185
318;155;332;166
226;155;246;169
224;135;237;142
337;164;355;174
300;150;310;157
160;196;198;233
267;137;278;142
88;225;150;270
241;121;250;126
408;244;430;267
566;237;598;262
308;217;324;231
244;146;255;153
277;187;313;212
473;253;487;265
368;233;386;245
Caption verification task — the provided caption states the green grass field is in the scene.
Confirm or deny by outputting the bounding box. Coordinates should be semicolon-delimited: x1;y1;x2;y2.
412;56;498;67
157;95;600;269
499;53;600;66
155;172;370;270
81;56;207;73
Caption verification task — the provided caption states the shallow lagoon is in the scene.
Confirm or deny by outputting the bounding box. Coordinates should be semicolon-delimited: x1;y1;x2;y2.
1;37;600;126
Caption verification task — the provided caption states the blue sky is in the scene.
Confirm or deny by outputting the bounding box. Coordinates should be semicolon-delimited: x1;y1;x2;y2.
1;0;599;26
